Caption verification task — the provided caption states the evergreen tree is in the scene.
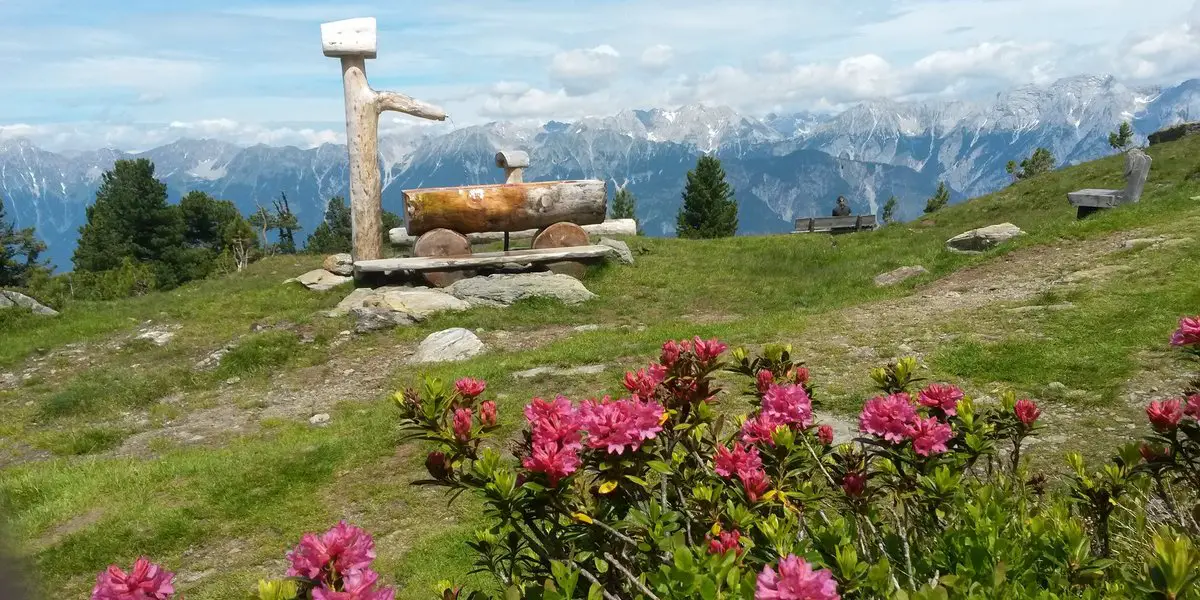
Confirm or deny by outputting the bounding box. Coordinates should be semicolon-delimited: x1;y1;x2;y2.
881;196;898;224
248;204;275;251
1006;147;1056;181
72;158;186;287
924;182;950;214
1109;121;1134;151
305;196;352;254
178;190;256;279
0;196;49;287
610;187;637;220
676;155;738;239
272;192;301;254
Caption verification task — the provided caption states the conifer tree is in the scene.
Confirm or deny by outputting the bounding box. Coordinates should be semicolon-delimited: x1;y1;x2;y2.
924;182;950;214
1109;121;1134;151
0;196;49;287
1006;147;1056;181
676;155;738;239
881;196;898;224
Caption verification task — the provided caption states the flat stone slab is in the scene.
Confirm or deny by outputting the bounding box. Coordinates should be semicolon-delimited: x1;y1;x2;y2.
354;245;616;273
873;265;928;287
326;287;376;317
287;269;353;291
410;328;485;364
598;238;634;265
365;288;470;320
512;364;609;379
447;273;596;307
0;290;57;316
323;253;354;276
945;223;1025;253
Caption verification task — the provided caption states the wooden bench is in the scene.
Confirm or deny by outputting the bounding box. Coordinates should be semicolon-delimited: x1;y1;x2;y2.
794;214;878;234
1067;149;1151;219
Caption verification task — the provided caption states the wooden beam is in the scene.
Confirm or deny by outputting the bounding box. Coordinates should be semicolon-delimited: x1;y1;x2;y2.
402;180;607;236
389;218;636;246
1067;189;1123;208
354;245;616;273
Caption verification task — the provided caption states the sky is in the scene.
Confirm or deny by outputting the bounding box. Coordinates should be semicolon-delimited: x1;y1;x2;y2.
2;0;1200;152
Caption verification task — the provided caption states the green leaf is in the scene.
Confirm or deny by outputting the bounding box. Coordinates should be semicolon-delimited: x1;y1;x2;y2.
647;460;674;474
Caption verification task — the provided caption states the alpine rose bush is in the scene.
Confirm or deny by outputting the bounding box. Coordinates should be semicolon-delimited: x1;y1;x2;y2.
92;558;175;600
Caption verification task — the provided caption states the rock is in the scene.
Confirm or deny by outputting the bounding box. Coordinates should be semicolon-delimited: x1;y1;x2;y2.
309;413;331;426
447;273;596;307
512;364;609;379
0;290;57;316
410;328;486;364
136;327;175;346
322;253;354;276
366;288;470;321
873;265;928;287
224;377;241;385
598;238;634;265
1123;237;1169;249
326;287;376;317
287;269;353;291
351;307;412;333
945;223;1025;253
195;343;235;371
573;324;602;332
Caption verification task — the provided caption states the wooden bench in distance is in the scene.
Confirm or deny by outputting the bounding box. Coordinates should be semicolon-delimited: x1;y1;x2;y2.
353;245;616;274
1067;148;1151;219
794;214;878;234
388;219;636;247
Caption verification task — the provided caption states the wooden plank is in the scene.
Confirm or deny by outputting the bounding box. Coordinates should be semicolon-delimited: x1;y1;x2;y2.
1068;189;1123;208
389;218;636;246
810;216;863;231
403;180;607;236
354;245;615;273
857;214;879;228
794;218;814;232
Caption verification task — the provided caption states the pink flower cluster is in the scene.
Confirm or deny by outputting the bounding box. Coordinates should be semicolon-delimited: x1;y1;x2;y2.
1170;315;1200;348
756;555;840;600
660;336;728;366
623;363;667;400
523;396;583;486
286;521;394;600
706;529;743;555
918;384;963;416
1146;396;1200;432
454;377;487;400
1014;399;1040;426
741;383;814;446
713;442;772;502
92;558;175;600
578;396;665;454
858;392;954;457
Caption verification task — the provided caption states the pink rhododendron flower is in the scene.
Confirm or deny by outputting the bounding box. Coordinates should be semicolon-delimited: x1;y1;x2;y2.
910;416;953;456
740;468;771;503
522;440;580;486
714;442;763;478
661;340;686;366
425;451;452;479
453;408;473;442
761;383;813;429
578;396;665;454
757;369;775;393
524;396;582;448
918;384;963;417
454;377;486;400
623;365;666;400
791;367;810;384
1014;399;1041;426
859;394;918;443
756;555;840;600
706;530;742;555
1139;442;1171;462
741;414;784;446
841;472;866;497
1170;316;1200;347
1147;399;1184;432
692;336;728;362
311;569;396;600
479;401;498;427
1185;394;1200;419
92;557;175;600
286;521;376;581
816;424;834;446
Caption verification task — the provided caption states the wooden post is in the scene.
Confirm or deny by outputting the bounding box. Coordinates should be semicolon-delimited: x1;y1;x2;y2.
496;150;529;184
322;17;448;263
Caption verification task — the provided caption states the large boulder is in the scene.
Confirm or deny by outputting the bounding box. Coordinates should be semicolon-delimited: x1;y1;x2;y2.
322;253;354;276
598;238;634;265
945;223;1025;253
326;287;376;317
873;265;928;287
0;290;57;316
447;273;596;307
286;269;353;291
351;306;412;333
410;328;486;363
365;288;470;320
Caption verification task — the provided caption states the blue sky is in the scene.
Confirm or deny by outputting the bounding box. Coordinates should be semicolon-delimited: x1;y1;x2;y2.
2;0;1199;151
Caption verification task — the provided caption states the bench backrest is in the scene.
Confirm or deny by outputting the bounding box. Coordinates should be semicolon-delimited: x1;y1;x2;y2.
795;215;878;232
1122;149;1152;204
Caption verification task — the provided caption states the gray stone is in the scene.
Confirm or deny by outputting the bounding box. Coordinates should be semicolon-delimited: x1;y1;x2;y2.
0;290;57;316
598;237;634;265
366;288;470;320
873;265;928;287
195;343;235;371
351;307;413;333
573;324;602;332
322;253;354;276
945;223;1025;253
136;327;175;346
410;328;486;364
512;364;609;379
309;413;331;426
287;269;353;291
447;273;596;307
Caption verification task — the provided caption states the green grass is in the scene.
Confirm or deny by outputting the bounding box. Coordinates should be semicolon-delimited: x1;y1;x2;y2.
2;136;1200;598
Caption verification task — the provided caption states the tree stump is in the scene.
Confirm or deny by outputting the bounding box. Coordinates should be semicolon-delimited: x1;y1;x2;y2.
532;222;590;279
413;228;475;287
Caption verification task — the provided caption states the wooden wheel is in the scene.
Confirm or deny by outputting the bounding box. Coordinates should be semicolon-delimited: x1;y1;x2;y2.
531;222;589;279
413;228;474;288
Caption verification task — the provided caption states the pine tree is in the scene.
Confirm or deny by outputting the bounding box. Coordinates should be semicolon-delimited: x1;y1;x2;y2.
924;182;950;214
1006;147;1056;180
72;158;186;287
1109;121;1134;151
0;196;49;287
676;155;738;239
611;187;637;220
881;196;898;224
305;196;352;254
272;192;301;254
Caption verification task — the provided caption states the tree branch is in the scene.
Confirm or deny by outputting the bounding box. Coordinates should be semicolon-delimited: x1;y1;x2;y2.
375;90;447;121
603;551;661;600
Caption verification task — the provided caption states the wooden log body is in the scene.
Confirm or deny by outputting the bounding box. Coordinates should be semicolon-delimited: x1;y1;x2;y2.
389;218;636;246
531;222;590;279
402;180;607;236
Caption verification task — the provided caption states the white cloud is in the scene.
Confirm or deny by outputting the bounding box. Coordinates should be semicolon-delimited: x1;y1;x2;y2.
639;44;674;72
550;45;621;95
34;56;211;93
0;120;343;152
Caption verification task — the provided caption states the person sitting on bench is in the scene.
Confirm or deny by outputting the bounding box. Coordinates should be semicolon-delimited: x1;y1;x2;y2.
832;196;851;217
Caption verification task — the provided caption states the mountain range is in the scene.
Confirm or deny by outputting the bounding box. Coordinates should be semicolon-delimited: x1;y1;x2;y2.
3;74;1200;272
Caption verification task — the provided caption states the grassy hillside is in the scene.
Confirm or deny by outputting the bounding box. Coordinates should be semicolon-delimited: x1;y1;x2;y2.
2;136;1200;599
